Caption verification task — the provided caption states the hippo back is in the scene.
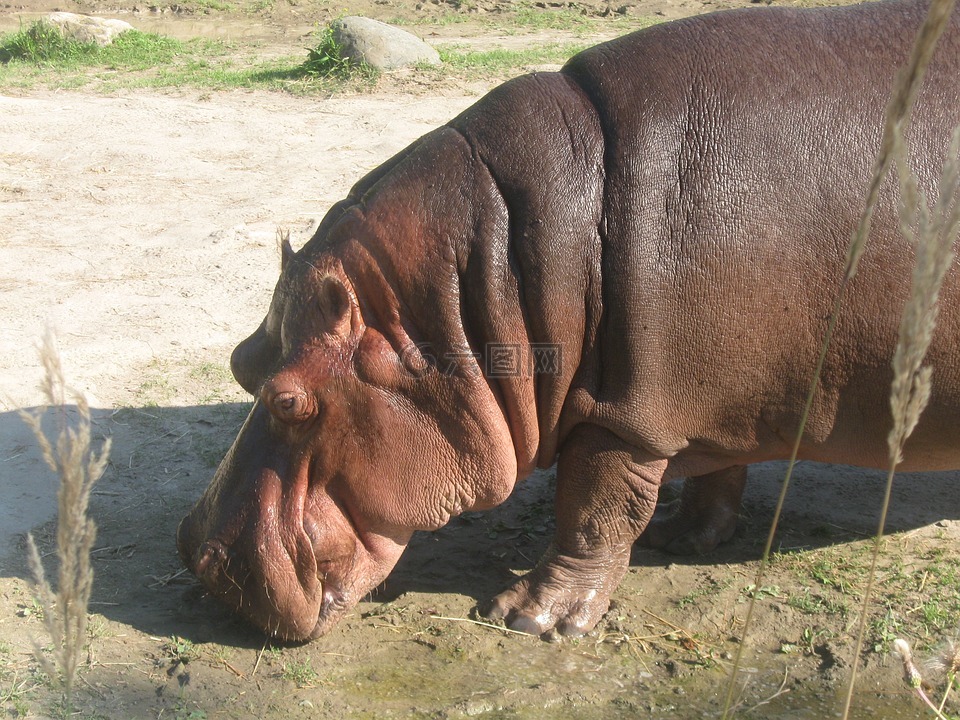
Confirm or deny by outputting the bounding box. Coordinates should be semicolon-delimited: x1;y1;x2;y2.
556;0;960;470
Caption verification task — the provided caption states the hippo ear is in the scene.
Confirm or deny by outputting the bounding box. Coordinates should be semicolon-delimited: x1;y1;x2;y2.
231;318;280;395
278;228;295;271
317;274;356;340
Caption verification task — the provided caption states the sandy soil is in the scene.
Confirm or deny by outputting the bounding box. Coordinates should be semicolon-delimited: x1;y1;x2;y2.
2;1;960;718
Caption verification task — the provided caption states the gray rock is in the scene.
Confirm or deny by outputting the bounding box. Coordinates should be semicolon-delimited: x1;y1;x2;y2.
332;16;441;71
47;12;134;47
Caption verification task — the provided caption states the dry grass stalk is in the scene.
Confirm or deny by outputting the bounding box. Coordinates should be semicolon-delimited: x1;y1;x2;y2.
841;119;960;720
844;0;959;280
18;330;111;705
888;127;960;462
721;1;958;716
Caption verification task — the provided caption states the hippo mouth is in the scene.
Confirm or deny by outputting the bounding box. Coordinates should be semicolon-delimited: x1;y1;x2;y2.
178;514;338;642
300;510;354;638
178;495;399;642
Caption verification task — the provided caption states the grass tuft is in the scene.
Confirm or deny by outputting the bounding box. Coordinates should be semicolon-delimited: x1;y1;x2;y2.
280;658;319;688
299;24;376;80
0;21;96;64
18;330;111;709
0;21;185;69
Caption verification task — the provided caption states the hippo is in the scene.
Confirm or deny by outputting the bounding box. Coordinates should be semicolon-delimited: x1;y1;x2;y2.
177;0;960;642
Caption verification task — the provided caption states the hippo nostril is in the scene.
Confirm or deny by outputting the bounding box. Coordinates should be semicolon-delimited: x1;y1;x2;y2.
194;540;227;579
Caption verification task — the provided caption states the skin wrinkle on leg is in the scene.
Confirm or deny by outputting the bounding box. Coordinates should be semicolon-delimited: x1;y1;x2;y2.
562;468;659;556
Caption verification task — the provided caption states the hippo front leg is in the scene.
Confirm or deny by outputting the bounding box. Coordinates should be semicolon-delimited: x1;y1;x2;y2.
483;425;664;637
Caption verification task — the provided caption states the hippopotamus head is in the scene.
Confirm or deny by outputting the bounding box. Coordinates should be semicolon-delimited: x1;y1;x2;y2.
176;133;525;640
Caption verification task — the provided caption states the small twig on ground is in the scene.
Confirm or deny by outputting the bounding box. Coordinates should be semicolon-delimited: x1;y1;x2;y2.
217;657;245;678
640;607;696;637
429;614;536;637
251;639;269;678
744;667;791;714
147;568;190;589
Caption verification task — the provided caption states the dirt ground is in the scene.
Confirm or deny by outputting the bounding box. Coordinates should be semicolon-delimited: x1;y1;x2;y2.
2;0;960;718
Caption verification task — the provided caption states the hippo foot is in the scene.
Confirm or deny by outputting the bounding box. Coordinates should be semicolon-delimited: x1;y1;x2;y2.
482;544;628;637
639;499;738;554
638;466;746;555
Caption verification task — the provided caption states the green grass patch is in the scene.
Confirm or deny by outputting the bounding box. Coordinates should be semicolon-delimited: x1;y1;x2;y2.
0;21;193;69
1;22;196;74
0;21;95;63
247;0;275;12
509;7;601;33
150;0;234;11
98;30;187;70
0;21;382;92
436;42;586;75
770;537;960;655
193;0;235;10
676;577;732;609
786;589;849;617
280;658;319;688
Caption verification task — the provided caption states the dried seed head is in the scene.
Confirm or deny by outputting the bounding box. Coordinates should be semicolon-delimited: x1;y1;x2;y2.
894;638;924;689
887;126;960;465
924;637;960;680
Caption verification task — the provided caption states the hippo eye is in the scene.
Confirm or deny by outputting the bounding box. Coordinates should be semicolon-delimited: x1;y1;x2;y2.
273;391;315;424
262;382;317;425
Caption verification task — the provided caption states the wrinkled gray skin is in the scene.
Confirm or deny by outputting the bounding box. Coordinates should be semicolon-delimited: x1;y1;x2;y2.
178;0;960;642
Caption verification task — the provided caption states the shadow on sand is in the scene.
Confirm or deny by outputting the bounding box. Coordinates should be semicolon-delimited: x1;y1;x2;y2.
2;401;959;648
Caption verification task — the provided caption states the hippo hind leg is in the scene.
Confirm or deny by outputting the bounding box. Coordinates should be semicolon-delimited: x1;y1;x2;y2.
639;465;746;555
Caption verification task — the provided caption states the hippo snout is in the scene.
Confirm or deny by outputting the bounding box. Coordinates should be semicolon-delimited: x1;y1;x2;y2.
177;505;329;641
177;359;418;641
